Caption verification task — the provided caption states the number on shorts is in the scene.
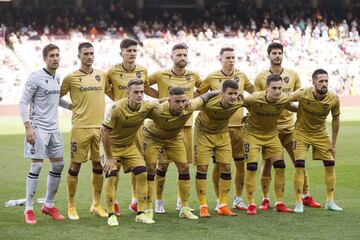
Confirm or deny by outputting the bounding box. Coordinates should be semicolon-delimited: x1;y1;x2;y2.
71;141;77;153
244;143;250;153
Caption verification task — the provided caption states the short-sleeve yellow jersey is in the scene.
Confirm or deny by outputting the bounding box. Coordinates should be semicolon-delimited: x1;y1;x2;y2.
289;87;340;133
197;69;252;127
61;69;112;128
102;98;158;147
254;68;301;129
148;69;201;126
195;94;243;134
244;91;291;135
107;63;148;100
145;98;204;139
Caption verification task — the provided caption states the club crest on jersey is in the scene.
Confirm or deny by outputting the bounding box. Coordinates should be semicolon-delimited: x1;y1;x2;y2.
283;77;289;83
185;75;191;81
323;104;329;110
95;75;101;81
79;78;82;82
233;76;239;82
180;115;187;120
136;71;142;78
140;112;147;118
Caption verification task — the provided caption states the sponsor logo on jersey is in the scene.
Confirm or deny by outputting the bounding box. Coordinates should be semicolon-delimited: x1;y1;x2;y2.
44;89;61;95
167;86;191;92
282;88;292;93
79;86;102;92
95;75;101;81
118;85;127;90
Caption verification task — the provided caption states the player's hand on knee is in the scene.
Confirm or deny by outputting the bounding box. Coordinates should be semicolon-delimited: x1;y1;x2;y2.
25;126;36;145
328;144;336;157
103;158;116;174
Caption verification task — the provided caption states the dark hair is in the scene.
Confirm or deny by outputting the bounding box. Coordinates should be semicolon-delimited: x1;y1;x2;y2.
42;44;59;57
169;87;185;96
267;42;283;55
120;38;138;49
127;79;144;88
312;69;328;80
78;42;94;53
266;74;282;86
222;80;239;92
220;47;234;55
172;43;188;52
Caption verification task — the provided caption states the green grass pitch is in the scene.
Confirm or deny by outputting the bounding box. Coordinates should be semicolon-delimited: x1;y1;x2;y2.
0;108;360;240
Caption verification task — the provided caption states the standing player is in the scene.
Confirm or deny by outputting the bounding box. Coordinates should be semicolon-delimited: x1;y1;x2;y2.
195;80;243;218
106;38;157;215
102;79;159;226
60;42;112;220
19;44;65;224
147;44;201;213
254;42;320;210
243;74;294;215
196;47;253;211
144;87;219;221
291;69;342;213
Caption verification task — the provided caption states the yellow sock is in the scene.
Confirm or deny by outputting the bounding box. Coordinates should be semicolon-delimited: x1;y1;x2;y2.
245;170;257;205
195;171;207;205
135;172;147;212
274;168;285;203
131;172;137;200
67;170;78;208
234;160;245;197
293;168;305;203
303;168;310;194
260;176;272;199
178;173;190;207
147;174;155;210
219;172;231;205
212;163;220;199
324;166;336;202
91;169;103;206
155;169;166;200
114;162;121;202
104;171;117;213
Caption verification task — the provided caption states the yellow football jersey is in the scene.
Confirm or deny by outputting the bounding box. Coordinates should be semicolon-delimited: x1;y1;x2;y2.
254;68;301;129
195;94;243;134
61;69;112;128
289;87;340;133
148;69;201;126
243;91;291;135
145;98;204;139
197;69;252;127
107;63;148;101
103;98;158;147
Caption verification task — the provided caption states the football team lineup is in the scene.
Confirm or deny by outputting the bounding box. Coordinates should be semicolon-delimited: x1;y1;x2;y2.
16;39;344;228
